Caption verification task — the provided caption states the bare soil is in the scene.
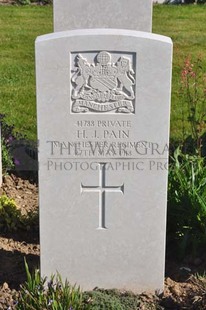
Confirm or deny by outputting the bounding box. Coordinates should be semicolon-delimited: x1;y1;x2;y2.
0;174;39;285
0;174;206;309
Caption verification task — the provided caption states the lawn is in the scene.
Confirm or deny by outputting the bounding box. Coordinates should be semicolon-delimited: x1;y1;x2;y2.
0;5;53;140
153;4;206;141
0;4;205;140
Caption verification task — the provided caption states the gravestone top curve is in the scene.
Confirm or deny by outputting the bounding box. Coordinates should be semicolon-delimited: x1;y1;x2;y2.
36;29;172;45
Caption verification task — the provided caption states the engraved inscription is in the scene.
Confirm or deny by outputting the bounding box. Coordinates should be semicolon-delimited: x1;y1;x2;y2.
81;163;124;229
71;51;136;114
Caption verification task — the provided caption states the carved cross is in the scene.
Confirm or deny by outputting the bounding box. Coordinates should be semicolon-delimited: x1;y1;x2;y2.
81;163;124;229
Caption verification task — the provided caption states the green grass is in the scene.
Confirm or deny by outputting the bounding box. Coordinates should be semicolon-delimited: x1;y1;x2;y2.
0;4;205;140
153;4;206;140
0;6;53;140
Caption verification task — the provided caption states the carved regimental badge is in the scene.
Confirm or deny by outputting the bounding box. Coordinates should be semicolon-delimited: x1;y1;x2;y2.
71;51;136;113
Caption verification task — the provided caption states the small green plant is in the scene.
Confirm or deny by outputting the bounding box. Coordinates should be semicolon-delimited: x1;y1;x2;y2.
197;0;206;3
15;261;158;310
83;290;124;310
0;115;16;172
167;57;206;259
0;195;38;233
0;195;23;232
180;57;206;155
23;209;39;232
2;138;14;172
17;0;31;5
40;0;53;4
17;259;87;310
167;148;206;258
83;289;143;310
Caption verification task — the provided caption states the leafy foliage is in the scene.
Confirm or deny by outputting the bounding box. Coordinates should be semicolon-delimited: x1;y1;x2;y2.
167;57;206;258
0;114;15;172
0;195;22;232
16;263;156;310
83;291;124;310
0;114;38;174
164;0;206;3
17;260;87;310
167;148;206;258
180;57;206;155
0;195;38;233
2;138;14;172
83;289;142;310
17;0;31;5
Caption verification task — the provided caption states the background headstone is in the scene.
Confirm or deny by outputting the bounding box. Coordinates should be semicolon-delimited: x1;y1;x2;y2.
36;29;172;293
54;0;153;32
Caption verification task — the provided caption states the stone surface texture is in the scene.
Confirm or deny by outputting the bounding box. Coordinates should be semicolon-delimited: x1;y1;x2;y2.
36;29;172;293
54;0;153;32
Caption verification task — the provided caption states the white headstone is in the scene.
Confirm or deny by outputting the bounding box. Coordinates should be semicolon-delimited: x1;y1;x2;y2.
54;0;153;32
36;28;172;293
